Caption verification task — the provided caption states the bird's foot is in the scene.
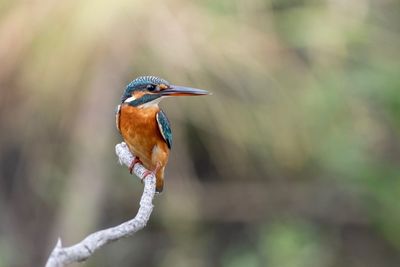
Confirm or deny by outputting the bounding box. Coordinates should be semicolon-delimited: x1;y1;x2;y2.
140;163;161;183
140;170;154;183
129;156;142;174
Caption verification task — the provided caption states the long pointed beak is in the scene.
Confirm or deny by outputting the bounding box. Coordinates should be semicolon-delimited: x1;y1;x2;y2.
161;85;210;96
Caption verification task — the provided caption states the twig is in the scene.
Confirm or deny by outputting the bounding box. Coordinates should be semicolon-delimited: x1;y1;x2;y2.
45;142;156;267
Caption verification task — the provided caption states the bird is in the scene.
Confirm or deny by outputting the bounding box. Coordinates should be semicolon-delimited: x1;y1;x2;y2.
116;76;209;193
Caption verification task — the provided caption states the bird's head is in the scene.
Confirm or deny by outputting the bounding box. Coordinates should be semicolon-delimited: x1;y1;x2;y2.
121;76;209;108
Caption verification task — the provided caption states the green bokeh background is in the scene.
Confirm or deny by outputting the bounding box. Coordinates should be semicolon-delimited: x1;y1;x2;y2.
0;0;399;266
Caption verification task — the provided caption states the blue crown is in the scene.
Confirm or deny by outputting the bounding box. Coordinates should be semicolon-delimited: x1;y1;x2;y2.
126;76;170;90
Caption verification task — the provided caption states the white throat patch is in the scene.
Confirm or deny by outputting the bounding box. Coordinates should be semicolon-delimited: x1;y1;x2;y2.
124;95;167;108
139;97;163;109
124;95;136;103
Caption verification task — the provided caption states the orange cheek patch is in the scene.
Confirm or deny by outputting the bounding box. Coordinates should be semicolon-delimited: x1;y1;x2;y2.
133;91;146;99
159;84;168;90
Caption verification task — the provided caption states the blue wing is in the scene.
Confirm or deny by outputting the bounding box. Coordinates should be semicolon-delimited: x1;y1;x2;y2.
156;110;172;149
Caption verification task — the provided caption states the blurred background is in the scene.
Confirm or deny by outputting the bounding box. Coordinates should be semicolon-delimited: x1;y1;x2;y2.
0;0;400;266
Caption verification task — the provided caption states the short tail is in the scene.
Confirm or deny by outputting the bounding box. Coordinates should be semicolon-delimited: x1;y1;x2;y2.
156;177;164;193
156;168;164;193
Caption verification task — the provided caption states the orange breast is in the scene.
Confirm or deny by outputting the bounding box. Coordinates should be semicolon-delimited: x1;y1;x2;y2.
119;104;169;192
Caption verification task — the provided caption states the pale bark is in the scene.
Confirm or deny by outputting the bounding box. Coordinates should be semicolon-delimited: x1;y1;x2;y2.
45;142;156;267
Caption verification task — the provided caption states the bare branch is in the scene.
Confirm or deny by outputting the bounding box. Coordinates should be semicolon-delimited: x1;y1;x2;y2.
45;142;156;267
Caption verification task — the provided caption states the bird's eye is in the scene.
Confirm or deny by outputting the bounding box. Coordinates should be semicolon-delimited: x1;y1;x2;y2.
146;84;157;91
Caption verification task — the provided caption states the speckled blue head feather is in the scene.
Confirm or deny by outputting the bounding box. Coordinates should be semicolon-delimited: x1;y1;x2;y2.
121;76;170;102
128;76;170;89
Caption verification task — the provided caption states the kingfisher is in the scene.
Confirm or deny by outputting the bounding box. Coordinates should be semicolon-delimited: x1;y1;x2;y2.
116;76;209;193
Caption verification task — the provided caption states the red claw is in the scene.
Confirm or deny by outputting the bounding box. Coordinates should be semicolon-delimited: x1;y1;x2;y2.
129;156;142;174
140;163;161;183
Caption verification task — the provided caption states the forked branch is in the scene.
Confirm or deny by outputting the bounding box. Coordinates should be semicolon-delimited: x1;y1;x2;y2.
45;142;156;267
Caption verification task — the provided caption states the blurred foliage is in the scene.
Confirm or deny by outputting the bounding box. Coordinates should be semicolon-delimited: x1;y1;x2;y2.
0;0;400;266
